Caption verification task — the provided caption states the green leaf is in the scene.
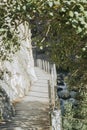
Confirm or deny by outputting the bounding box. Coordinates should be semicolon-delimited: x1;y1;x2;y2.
72;19;78;24
69;11;74;17
72;24;76;28
54;1;60;6
49;12;53;16
84;11;87;17
84;23;87;28
61;7;66;12
48;1;53;7
0;28;6;32
23;6;26;11
77;26;82;33
79;4;84;11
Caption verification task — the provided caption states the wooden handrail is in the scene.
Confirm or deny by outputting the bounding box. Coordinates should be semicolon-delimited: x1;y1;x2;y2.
35;58;62;130
36;58;57;106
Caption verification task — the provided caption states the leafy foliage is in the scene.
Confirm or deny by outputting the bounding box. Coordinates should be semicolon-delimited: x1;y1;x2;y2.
0;0;87;129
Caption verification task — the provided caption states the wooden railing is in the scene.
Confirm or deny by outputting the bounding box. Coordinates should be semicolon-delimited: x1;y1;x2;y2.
36;59;62;130
36;59;57;105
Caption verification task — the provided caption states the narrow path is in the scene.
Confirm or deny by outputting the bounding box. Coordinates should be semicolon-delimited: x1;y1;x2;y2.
0;67;51;130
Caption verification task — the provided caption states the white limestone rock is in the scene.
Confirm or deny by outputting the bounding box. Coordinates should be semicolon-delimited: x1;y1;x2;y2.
0;22;37;102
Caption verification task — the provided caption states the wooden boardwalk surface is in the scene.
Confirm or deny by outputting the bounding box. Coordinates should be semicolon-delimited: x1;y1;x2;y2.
0;67;51;130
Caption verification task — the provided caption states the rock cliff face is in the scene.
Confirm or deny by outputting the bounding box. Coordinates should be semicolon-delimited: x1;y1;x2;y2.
0;23;37;102
0;87;15;121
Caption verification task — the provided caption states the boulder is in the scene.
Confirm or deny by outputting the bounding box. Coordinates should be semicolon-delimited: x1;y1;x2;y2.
60;98;70;115
57;82;67;92
58;90;70;99
0;87;15;122
70;91;77;99
69;98;78;107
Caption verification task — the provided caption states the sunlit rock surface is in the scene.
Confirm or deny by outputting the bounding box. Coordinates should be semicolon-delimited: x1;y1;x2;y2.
0;23;37;102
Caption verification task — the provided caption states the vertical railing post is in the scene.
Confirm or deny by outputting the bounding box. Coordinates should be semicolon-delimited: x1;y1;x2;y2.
47;61;50;73
48;80;52;130
54;85;59;108
51;66;55;108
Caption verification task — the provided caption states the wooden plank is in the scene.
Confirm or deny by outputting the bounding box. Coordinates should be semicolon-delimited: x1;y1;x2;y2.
0;67;50;130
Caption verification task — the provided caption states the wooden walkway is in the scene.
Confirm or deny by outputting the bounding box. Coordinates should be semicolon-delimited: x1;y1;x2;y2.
0;67;51;130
